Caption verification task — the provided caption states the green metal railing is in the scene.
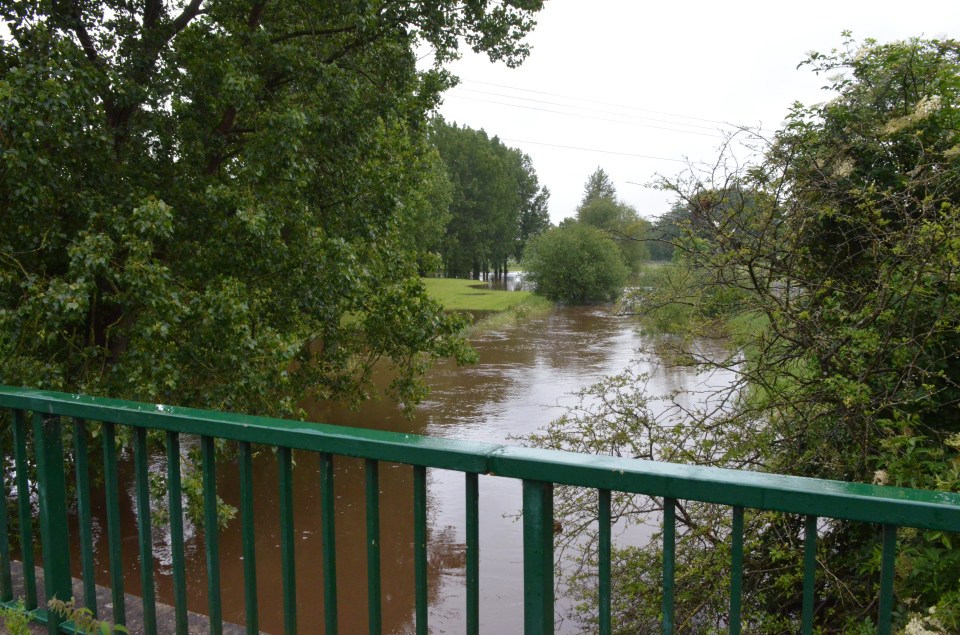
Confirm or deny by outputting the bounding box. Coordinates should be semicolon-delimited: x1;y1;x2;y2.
1;386;959;634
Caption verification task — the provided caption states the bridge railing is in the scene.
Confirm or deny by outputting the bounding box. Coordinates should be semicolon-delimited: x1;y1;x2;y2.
1;386;959;634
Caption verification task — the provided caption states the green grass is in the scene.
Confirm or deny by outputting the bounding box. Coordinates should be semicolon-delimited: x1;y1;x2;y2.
422;277;552;331
423;277;536;312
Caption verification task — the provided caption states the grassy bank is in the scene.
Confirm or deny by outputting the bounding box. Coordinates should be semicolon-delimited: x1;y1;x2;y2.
422;277;552;330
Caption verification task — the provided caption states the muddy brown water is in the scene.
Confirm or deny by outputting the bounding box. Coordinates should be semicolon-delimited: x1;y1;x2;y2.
67;306;733;634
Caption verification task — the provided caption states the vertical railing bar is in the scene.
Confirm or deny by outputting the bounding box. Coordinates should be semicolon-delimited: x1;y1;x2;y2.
465;472;479;635
320;453;338;635
133;426;158;635
165;431;189;635
729;506;744;635
522;479;554;635
201;435;223;635
72;419;97;616
877;524;897;635
598;489;611;635
801;515;818;635
413;465;428;635
278;446;297;635
33;413;72;635
365;458;382;635
238;441;259;635
102;421;126;626
662;497;676;635
0;414;14;603
12;410;37;609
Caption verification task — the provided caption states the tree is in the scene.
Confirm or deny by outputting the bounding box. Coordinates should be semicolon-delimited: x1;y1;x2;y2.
645;202;689;261
522;224;628;304
529;35;960;632
575;170;650;272
514;155;552;261
430;118;549;279
0;1;545;415
398;148;454;276
579;167;617;207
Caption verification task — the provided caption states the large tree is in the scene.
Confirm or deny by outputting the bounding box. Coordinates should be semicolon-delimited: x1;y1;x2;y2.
514;154;551;261
578;166;617;206
0;1;544;415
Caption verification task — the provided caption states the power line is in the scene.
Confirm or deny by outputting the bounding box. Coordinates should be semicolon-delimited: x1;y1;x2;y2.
498;138;688;162
459;78;773;132
444;94;727;139
452;87;730;133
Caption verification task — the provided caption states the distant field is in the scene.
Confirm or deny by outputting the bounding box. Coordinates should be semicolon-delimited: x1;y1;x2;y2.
422;277;538;312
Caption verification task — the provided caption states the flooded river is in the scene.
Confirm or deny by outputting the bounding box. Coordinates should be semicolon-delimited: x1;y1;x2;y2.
70;305;734;634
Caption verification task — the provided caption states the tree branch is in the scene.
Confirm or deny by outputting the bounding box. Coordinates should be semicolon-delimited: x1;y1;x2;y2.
271;24;357;44
65;2;105;71
247;1;268;29
172;0;205;34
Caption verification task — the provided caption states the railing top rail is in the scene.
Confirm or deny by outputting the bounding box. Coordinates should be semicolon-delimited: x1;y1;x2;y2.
3;385;960;532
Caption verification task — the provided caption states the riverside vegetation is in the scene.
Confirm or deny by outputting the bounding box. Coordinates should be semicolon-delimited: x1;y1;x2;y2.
526;35;960;634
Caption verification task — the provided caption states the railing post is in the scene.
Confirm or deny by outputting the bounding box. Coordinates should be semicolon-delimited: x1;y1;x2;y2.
0;425;13;603
13;410;37;610
877;524;897;635
522;479;554;635
32;413;72;634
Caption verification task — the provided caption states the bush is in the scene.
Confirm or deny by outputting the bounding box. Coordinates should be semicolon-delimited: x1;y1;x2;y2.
522;223;628;304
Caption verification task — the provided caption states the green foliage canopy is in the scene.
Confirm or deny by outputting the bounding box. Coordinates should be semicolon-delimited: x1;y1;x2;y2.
0;0;544;414
522;223;628;304
430;118;549;278
575;168;649;271
663;36;960;629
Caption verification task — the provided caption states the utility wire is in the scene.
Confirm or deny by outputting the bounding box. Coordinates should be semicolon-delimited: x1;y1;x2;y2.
444;94;727;139
451;87;729;133
459;78;773;132
498;138;689;162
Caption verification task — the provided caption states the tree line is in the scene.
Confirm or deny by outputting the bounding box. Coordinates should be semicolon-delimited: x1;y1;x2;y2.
428;118;550;280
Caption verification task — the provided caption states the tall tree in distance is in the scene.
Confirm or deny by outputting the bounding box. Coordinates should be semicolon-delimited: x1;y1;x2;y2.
515;155;552;261
575;168;650;272
579;166;618;206
430;118;550;279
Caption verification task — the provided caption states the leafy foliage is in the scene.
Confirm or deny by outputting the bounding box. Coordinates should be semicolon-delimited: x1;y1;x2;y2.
430;118;550;279
522;223;628;304
0;1;545;413
576;168;650;272
645;202;689;261
48;598;129;634
0;600;30;635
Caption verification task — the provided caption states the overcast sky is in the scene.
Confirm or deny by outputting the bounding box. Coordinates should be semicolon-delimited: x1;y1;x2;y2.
432;0;959;224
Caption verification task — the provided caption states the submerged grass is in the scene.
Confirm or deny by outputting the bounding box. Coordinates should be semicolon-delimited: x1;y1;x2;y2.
422;276;552;332
423;277;534;311
468;295;553;332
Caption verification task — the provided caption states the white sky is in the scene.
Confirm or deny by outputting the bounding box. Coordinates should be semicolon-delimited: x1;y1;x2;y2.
433;0;959;224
